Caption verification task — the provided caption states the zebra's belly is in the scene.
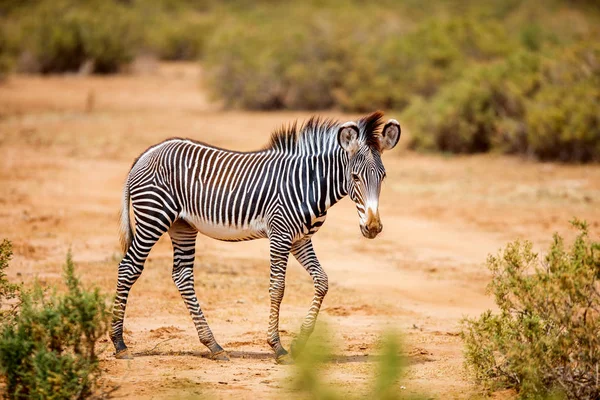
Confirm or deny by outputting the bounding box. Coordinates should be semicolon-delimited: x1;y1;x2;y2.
185;216;268;242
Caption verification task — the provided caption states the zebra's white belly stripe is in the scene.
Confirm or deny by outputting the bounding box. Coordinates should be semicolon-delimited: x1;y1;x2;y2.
183;213;268;241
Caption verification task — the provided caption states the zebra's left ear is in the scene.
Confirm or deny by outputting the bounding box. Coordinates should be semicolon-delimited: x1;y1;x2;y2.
338;121;360;155
378;119;401;152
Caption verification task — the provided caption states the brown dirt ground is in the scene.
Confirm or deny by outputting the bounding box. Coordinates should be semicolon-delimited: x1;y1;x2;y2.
1;63;599;399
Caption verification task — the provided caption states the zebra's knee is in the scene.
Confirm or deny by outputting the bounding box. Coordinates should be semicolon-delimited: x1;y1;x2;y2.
117;257;142;277
315;273;328;298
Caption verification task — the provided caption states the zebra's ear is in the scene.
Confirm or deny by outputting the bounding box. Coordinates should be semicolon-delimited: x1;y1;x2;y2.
337;122;360;155
378;119;401;152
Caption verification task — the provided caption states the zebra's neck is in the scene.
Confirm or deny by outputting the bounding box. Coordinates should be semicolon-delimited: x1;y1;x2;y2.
287;147;348;220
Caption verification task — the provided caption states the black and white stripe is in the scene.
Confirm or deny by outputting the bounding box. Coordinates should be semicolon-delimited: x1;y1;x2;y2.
110;111;401;363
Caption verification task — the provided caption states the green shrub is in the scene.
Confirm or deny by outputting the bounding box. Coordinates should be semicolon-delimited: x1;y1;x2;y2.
525;43;600;162
461;219;600;399
142;11;215;61
406;41;600;162
204;5;517;111
0;240;19;320
404;51;540;154
289;327;427;399
0;21;19;80
18;0;138;73
204;5;362;110
0;245;111;399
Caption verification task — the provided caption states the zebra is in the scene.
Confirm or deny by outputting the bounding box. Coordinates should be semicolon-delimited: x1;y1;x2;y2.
110;111;400;364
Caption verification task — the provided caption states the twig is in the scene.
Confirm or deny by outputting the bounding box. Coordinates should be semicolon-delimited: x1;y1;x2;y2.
134;338;175;356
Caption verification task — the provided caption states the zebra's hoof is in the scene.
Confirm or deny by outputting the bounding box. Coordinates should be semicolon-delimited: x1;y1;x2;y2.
276;353;294;365
115;348;133;360
210;350;230;361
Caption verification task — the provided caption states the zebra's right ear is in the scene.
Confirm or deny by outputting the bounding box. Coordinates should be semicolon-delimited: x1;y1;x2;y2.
337;122;360;155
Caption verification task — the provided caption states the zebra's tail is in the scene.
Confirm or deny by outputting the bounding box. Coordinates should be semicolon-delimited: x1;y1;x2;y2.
119;178;133;254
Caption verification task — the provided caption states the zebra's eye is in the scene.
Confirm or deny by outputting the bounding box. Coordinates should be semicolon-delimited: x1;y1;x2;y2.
351;173;360;182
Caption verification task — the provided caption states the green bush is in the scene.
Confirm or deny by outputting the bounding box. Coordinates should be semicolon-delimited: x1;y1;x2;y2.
461;219;600;399
17;0;138;73
142;11;215;61
406;41;600;162
0;21;19;80
0;244;111;399
404;51;540;154
0;240;19;320
203;5;517;111
204;5;360;110
173;0;600;117
289;327;427;399
525;43;600;162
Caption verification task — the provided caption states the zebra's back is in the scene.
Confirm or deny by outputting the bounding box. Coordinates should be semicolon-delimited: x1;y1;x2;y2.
128;138;287;242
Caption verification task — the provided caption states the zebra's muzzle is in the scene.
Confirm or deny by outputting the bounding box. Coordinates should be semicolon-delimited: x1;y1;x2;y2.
360;221;383;239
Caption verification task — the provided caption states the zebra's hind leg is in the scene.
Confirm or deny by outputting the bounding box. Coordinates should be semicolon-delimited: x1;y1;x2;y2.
111;226;168;359
169;219;228;361
290;239;328;359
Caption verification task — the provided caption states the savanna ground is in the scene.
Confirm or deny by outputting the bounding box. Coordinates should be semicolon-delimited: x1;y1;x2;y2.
0;63;598;399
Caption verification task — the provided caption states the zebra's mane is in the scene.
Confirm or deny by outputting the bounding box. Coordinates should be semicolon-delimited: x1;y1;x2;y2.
265;111;385;154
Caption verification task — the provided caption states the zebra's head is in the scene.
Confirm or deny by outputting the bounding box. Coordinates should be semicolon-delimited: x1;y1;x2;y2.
337;114;401;239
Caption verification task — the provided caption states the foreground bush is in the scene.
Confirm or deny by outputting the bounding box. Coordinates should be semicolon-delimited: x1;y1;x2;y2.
0;243;110;399
461;220;600;399
405;41;600;162
290;328;427;399
0;240;19;320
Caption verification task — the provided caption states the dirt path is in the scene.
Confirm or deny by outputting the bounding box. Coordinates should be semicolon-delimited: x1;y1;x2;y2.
1;63;598;399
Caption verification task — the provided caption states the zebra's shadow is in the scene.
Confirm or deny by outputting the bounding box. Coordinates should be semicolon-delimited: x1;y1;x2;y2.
132;349;371;364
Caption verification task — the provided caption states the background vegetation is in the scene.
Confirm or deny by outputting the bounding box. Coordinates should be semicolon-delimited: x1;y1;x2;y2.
0;241;111;400
0;0;598;159
462;220;600;399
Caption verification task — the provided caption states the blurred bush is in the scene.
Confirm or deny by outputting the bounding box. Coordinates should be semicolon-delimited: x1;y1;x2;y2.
289;327;428;399
1;0;599;162
203;6;517;111
0;26;14;81
462;219;600;399
204;5;367;110
405;42;600;162
14;0;138;74
0;244;111;399
0;18;22;81
143;11;216;61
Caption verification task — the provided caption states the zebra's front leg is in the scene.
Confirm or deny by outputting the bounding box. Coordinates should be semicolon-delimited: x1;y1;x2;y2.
290;239;328;359
267;236;293;364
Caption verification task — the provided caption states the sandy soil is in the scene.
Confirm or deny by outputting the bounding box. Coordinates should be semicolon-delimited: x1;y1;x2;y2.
1;63;598;399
